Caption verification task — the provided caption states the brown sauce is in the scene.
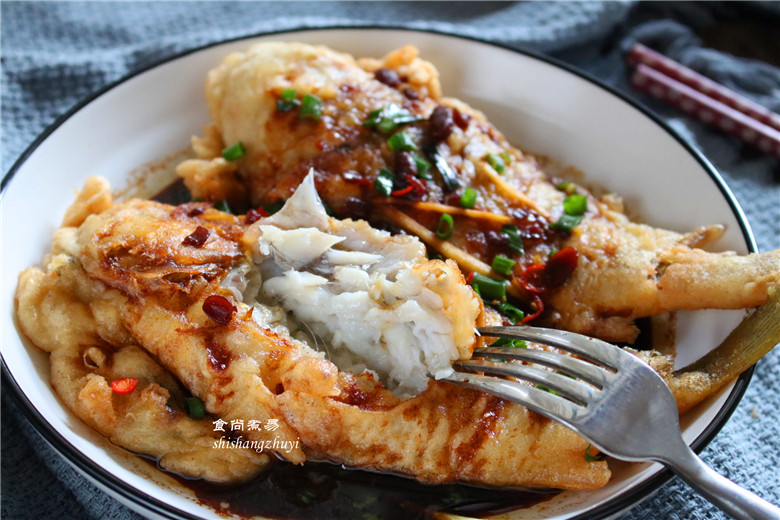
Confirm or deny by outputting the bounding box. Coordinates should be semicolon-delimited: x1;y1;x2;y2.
174;460;556;520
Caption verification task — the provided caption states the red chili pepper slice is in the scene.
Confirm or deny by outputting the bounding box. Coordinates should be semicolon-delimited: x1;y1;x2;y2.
521;294;545;323
390;185;414;197
203;295;236;325
343;173;373;186
520;264;547;294
466;271;475;285
544;247;579;288
110;377;138;395
245;207;269;224
406;175;428;196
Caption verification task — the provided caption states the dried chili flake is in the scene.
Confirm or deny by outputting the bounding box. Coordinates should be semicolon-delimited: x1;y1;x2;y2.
182;226;210;247
521;294;545;323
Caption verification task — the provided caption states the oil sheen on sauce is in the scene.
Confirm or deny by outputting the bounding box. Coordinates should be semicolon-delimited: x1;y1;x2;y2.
174;459;555;520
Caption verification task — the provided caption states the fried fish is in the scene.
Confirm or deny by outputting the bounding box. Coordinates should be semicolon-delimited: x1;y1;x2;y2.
179;41;779;343
17;174;609;489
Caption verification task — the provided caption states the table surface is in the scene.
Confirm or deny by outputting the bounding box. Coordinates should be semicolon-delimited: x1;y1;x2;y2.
2;2;779;520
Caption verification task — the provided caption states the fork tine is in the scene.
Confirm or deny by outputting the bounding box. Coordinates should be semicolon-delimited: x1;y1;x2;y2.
472;347;612;388
478;326;623;369
455;359;596;405
439;371;583;426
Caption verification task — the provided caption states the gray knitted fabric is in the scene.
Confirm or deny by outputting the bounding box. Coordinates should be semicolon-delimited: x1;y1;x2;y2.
2;2;778;520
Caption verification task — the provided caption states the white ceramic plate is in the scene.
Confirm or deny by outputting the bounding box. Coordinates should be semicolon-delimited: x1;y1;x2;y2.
1;28;755;520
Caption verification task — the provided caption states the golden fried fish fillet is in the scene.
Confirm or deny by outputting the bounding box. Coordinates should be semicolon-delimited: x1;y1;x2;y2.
16;179;268;484
179;42;779;343
17;176;610;490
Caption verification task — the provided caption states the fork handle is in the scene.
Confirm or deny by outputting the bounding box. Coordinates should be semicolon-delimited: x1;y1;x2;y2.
664;444;780;520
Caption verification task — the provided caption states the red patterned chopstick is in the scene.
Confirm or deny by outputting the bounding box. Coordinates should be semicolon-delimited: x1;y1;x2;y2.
630;64;780;158
627;43;780;132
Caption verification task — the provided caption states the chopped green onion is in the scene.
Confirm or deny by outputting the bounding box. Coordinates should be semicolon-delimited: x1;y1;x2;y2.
491;337;527;348
214;199;232;213
551;214;583;233
585;444;606;462
426;250;444;260
377;118;396;134
536;384;559;395
491;255;516;276
276;88;300;112
387;131;417;152
221;142;246;161
556;182;577;195
413;155;432;179
374;168;394;197
548;249;559;258
277;99;299;112
264;200;284;215
300;94;322;121
470;273;507;302
364;108;383;126
184;396;205;418
495;302;525;324
563;194;588;216
363;103;424;133
426;144;459;192
485;153;506;173
499;151;512;165
460;188;477;209
435;213;454;239
500;224;524;253
280;88;297;101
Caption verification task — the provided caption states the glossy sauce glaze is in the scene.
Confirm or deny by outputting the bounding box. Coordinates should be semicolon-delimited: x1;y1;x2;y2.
176;459;556;520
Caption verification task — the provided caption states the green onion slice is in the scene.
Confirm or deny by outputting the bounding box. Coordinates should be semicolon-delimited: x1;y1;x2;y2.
214;199;232;214
491;337;527;348
536;384;559;395
500;224;524;253
584;444;606;462
363;103;424;133
485;153;506;173
425;144;459;192
491;255;516;276
300;94;322;121
184;396;205;418
495;302;525;324
413;155;432;179
387;131;417;152
221;142;246;161
470;273;507;302
264;200;284;215
374;168;394;197
435;213;454;239
563;194;588;216
551;214;583;233
460;188;477;209
276;88;300;112
556;182;577;195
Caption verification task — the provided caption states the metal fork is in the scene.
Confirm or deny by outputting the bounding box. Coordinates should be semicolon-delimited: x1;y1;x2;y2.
440;326;780;520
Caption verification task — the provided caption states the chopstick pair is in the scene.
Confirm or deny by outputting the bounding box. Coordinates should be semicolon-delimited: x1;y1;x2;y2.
626;43;780;159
